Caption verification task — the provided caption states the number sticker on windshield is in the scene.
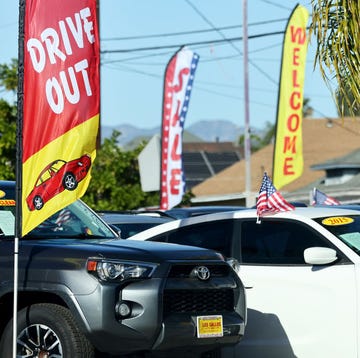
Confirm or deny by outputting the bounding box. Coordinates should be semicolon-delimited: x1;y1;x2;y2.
322;217;354;226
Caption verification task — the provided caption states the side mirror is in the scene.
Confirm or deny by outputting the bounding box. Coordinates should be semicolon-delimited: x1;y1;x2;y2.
304;247;337;265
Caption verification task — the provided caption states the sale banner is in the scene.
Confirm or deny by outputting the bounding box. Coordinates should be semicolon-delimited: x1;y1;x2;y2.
20;0;100;235
272;5;309;189
160;47;199;210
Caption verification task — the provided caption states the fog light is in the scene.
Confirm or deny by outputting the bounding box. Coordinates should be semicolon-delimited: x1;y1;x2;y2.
116;301;131;318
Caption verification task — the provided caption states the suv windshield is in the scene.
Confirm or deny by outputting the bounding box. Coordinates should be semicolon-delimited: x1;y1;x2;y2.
315;215;360;254
0;200;116;240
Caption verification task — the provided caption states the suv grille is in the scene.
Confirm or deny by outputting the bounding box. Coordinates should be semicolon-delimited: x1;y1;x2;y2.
163;289;234;314
168;264;230;278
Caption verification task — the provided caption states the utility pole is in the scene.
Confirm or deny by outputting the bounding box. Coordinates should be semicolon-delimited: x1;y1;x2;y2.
242;0;253;207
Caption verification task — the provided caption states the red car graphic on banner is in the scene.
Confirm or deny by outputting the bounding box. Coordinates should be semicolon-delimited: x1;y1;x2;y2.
26;155;91;211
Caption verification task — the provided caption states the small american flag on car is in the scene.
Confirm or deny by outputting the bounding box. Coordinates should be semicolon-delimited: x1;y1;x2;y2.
256;172;295;221
312;188;340;206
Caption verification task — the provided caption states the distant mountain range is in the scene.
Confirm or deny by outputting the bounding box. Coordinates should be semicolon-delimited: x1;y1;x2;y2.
101;119;250;147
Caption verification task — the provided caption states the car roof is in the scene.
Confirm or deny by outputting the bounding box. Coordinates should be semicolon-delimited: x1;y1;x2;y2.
98;212;174;225
128;206;360;241
165;205;248;218
315;204;360;210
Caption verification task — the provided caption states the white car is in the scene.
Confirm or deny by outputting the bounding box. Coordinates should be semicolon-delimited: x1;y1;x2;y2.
128;207;360;358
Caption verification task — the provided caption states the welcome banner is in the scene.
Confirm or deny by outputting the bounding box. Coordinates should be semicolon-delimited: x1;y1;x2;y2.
272;5;309;189
21;0;100;235
160;47;199;210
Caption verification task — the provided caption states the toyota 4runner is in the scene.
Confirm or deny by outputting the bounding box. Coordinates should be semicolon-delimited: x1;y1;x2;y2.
0;181;246;357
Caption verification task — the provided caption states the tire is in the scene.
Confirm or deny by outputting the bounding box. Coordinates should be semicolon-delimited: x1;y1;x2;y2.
0;303;95;358
63;173;78;190
33;195;44;210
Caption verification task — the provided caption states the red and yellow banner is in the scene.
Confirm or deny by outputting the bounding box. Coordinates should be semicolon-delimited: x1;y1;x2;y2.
21;0;100;235
272;5;309;189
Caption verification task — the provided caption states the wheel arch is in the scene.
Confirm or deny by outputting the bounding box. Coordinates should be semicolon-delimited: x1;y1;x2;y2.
0;291;70;340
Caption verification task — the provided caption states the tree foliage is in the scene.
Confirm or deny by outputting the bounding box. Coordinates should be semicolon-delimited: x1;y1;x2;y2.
0;59;18;92
310;1;360;117
0;100;16;179
82;130;160;210
335;84;360;116
0;60;17;180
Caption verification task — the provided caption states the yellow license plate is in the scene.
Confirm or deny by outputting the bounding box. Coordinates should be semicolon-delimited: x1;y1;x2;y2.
196;315;223;338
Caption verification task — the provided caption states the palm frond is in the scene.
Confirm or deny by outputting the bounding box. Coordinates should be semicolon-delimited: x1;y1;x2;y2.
309;0;360;117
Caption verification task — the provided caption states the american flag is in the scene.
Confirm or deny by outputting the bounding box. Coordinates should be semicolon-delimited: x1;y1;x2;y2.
312;188;340;206
257;172;295;218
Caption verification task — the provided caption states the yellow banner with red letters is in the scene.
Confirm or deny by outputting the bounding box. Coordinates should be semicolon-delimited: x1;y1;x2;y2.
21;0;100;235
272;5;309;189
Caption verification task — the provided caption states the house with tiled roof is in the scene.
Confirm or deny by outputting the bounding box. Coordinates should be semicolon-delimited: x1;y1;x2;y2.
285;147;360;204
182;141;241;189
191;117;360;206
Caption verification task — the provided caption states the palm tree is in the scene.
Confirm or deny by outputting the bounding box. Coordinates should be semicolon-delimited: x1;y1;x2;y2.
309;1;360;117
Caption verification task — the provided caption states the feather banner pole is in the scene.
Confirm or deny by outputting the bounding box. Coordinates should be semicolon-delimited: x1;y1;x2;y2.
14;0;25;355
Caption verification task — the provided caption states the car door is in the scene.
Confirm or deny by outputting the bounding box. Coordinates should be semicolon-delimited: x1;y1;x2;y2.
233;218;357;358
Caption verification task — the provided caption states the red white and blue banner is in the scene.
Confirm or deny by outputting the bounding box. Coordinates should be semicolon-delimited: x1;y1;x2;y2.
20;0;100;235
160;47;199;210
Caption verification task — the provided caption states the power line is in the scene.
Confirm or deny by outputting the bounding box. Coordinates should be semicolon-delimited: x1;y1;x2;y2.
101;18;288;42
259;0;294;11
101;0;284;86
101;41;283;66
102;53;240;66
99;2;329;121
101;61;277;110
184;0;278;85
102;26;240;42
100;30;285;54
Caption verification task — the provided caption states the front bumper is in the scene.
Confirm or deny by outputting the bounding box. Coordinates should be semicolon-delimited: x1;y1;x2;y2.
151;312;245;353
74;266;246;355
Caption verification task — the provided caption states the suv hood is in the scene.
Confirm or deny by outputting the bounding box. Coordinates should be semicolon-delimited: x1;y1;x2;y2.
18;238;224;263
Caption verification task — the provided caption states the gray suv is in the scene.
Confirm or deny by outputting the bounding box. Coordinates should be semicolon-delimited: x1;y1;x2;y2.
0;181;246;357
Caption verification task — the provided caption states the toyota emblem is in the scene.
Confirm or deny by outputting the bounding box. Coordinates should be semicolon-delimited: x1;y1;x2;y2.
192;266;211;281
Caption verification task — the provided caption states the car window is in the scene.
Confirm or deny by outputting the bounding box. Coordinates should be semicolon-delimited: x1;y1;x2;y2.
149;220;234;257
117;223;166;239
240;219;337;265
0;199;116;239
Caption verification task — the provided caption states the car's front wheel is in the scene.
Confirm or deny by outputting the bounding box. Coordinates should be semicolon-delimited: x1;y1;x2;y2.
63;172;78;190
0;303;95;358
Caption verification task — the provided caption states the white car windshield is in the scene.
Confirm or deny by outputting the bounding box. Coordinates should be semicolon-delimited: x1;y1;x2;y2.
315;215;360;253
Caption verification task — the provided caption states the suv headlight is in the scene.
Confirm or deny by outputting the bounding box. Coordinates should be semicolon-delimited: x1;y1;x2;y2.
87;259;157;282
